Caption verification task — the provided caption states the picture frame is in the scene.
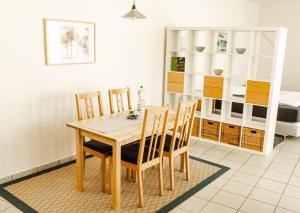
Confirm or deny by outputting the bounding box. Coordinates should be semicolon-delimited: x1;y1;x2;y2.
43;19;96;65
216;32;228;53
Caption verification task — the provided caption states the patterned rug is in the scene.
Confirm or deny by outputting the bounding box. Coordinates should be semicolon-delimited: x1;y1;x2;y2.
0;156;228;213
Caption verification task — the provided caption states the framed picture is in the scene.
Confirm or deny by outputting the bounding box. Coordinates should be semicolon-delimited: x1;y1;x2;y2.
43;19;95;65
216;32;228;53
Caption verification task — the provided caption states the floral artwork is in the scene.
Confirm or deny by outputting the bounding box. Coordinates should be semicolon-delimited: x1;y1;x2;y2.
44;19;95;65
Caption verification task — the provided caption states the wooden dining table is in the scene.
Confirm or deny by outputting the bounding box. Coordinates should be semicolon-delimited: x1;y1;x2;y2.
66;106;176;209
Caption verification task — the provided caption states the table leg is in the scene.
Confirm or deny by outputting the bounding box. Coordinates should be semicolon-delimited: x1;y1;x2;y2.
112;143;121;209
76;130;84;192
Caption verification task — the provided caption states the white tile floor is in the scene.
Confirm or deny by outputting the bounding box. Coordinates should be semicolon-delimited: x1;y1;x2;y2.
1;137;300;213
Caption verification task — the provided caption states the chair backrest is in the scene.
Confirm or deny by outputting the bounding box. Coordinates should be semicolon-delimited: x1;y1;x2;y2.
169;100;197;152
137;106;169;167
108;87;132;114
75;91;104;120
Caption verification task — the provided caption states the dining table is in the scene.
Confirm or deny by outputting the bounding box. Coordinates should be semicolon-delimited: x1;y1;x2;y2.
66;106;176;209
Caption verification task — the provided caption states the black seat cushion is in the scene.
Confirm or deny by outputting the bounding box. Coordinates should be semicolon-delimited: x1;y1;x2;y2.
121;143;158;165
84;140;112;154
145;134;186;152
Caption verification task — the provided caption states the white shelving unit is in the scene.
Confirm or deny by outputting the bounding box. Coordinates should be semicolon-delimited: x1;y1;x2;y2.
163;27;287;155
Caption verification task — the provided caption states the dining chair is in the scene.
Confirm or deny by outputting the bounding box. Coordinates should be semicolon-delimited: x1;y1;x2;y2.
75;91;111;192
108;87;132;114
114;106;169;207
163;100;197;190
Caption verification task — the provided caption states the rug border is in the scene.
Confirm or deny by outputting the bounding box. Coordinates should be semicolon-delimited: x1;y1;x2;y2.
0;156;229;213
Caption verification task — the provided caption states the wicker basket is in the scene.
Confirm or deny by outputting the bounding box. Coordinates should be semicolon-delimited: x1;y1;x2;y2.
221;123;241;146
242;127;264;152
201;119;220;141
192;118;200;137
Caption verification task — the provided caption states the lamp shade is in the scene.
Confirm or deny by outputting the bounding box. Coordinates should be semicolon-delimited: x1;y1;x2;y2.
122;1;146;19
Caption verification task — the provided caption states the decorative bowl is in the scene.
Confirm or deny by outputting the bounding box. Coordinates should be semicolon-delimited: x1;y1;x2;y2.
235;48;247;54
214;69;223;76
195;46;205;52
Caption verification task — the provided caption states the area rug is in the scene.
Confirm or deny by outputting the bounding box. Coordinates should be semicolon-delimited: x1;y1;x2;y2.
0;156;229;213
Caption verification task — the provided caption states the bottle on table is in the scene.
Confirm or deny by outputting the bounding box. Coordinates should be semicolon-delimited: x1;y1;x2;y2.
137;86;145;115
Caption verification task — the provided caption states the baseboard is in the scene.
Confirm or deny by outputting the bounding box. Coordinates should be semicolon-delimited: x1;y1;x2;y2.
0;155;76;185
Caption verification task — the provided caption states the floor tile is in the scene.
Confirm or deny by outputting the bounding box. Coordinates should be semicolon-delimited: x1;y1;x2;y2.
200;202;236;213
289;176;300;187
222;180;253;197
284;185;300;199
224;151;251;163
178;197;208;213
208;177;229;189
200;154;223;163
190;142;214;154
240;198;276;213
221;169;236;179
2;207;23;213
204;148;230;159
263;170;290;183
239;165;265;177
268;163;294;175
276;150;300;160
219;159;243;171
0;200;11;212
245;156;272;169
249;188;281;205
231;172;260;186
292;166;300;177
275;207;297;213
169;208;189;213
278;195;300;212
211;190;246;209
256;178;287;194
194;187;219;201
272;156;298;167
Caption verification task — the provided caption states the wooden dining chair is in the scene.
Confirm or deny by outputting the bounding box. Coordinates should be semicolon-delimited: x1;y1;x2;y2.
163;100;197;190
117;106;169;207
75;91;111;192
108;87;132;114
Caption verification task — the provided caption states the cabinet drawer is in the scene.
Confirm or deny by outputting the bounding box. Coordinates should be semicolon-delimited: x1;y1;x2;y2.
246;92;269;106
168;72;184;84
247;80;270;94
167;82;184;93
203;87;223;99
204;76;224;88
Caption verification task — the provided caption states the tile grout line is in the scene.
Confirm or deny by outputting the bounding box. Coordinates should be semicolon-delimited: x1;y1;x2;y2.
235;142;286;213
197;146;237;212
274;150;300;212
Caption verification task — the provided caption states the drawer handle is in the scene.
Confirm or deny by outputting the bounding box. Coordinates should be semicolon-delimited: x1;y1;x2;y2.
229;125;235;128
208;122;213;125
251;130;257;134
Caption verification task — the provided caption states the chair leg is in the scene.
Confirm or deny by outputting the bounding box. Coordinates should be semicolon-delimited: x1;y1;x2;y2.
126;168;130;180
180;154;185;172
142;171;145;180
169;157;174;190
101;156;106;193
158;161;164;196
137;170;144;207
109;157;113;193
133;171;137;183
83;151;86;170
185;151;190;181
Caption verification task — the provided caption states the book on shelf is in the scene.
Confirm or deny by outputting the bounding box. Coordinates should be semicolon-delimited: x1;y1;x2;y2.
171;57;185;72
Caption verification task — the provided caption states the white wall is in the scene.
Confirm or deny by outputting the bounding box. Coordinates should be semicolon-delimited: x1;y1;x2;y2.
0;0;259;178
259;0;300;91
